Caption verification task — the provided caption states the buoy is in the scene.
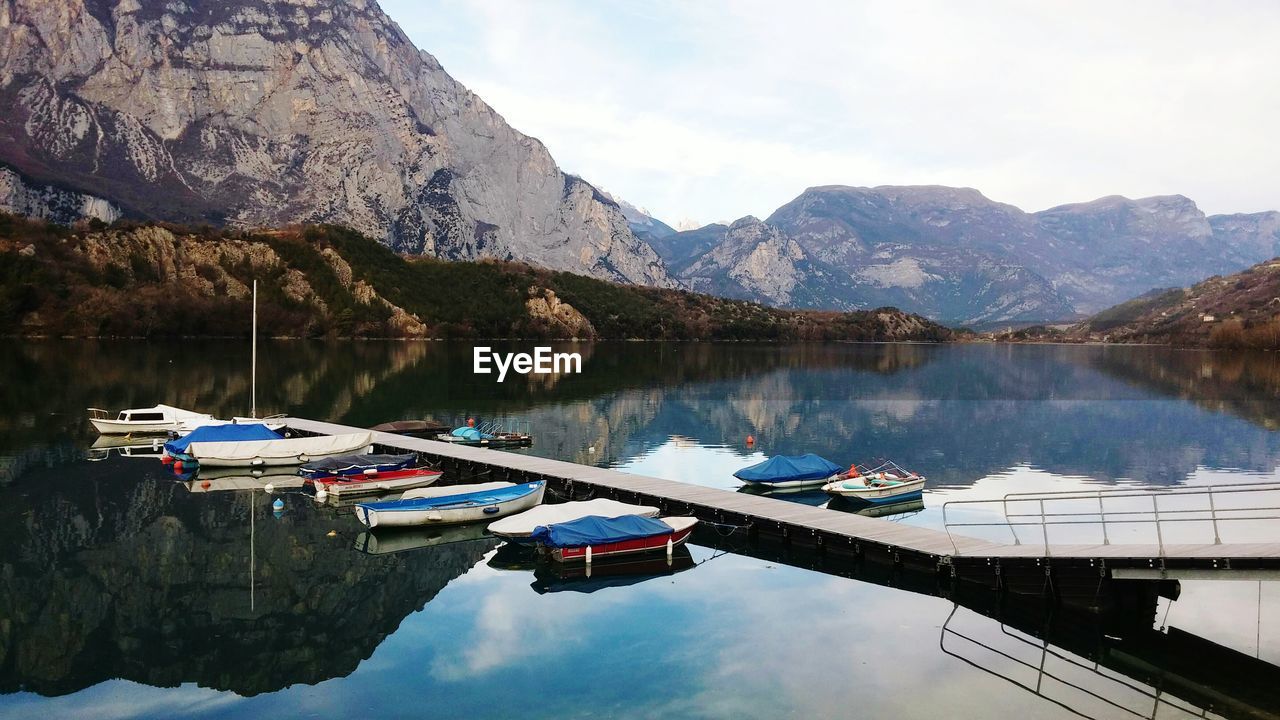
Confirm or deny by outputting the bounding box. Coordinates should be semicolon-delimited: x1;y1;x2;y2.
173;461;184;473
746;435;755;446
200;480;210;489
263;482;275;494
467;417;475;427
588;446;596;453
315;488;328;501
272;498;285;512
161;454;174;465
326;530;337;537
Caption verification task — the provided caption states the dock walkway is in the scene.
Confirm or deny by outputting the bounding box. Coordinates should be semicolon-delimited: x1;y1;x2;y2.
286;418;1280;574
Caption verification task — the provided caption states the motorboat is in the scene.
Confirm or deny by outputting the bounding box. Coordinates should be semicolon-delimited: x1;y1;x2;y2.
531;515;698;563
298;453;418;480
821;461;926;504
306;468;442;499
734;453;843;489
88;405;214;434
354;481;546;528
164;423;284;460
184;431;374;468
487;499;661;543
435;426;533;448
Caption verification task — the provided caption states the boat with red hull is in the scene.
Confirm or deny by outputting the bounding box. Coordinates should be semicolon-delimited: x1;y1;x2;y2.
305;468;442;498
532;515;698;563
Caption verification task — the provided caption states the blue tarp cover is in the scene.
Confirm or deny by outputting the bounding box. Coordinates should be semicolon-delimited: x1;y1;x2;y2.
299;453;416;478
451;427;495;440
531;514;673;548
733;453;842;483
165;423;282;454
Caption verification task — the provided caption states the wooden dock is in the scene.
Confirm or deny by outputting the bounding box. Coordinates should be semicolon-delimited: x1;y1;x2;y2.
285;418;1280;580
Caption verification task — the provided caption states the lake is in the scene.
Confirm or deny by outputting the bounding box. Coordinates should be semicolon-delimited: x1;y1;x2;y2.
2;341;1279;719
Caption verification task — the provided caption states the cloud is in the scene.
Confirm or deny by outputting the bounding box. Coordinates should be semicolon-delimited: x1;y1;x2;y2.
382;0;1280;225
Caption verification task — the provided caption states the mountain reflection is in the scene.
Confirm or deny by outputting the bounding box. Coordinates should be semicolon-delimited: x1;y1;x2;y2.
0;457;495;696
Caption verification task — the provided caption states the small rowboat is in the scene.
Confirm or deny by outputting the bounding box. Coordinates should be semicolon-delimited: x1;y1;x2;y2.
306;468;442;498
821;461;926;504
531;515;698;563
734;453;843;489
487;499;661;543
298;453;418;480
354;481;546;528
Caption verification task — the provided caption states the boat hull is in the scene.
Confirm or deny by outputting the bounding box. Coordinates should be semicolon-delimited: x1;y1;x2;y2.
546;518;697;563
308;469;442;498
739;477;829;489
356;482;546;528
821;475;926;504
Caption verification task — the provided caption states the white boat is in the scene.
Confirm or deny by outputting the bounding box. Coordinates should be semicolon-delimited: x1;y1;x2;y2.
487;498;661;542
354;481;546;529
186;431;374;467
821;461;926;504
174;414;288;434
88;405;214;434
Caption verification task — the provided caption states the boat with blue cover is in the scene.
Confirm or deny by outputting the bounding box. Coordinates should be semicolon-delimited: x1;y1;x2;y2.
298;453;418;479
435;426;533;448
354;481;546;528
164;423;284;461
733;453;843;489
531;514;698;563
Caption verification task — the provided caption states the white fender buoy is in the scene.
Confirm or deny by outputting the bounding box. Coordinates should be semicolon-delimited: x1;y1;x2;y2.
272;498;284;512
315;487;328;501
263;482;275;494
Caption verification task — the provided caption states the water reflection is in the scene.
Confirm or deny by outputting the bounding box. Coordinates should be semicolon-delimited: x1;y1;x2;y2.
3;342;1280;717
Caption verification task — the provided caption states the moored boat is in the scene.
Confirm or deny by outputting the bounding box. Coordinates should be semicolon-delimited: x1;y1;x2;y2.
88;405;215;434
164;423;285;461
185;431;374;467
298;453;418;480
487;498;661;543
531;515;698;563
734;453;843;489
354;481;546;528
306;468;442;498
435;426;533;448
820;461;926;504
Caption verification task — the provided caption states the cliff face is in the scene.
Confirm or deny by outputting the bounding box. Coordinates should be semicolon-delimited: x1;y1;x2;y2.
0;0;672;287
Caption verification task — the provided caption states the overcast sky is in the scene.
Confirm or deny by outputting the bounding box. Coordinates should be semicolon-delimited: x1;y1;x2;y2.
382;0;1280;227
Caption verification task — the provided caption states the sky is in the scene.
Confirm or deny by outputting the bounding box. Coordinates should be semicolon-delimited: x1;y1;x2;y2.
381;0;1280;228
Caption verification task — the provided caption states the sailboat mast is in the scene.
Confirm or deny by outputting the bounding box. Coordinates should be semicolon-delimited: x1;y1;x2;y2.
251;279;258;418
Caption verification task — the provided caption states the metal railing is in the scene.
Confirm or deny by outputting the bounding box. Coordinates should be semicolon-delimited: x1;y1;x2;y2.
940;605;1215;720
941;480;1280;556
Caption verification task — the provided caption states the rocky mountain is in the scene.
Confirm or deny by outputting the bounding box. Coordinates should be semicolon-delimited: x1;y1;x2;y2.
656;216;860;309
0;0;671;287
1031;194;1267;313
644;185;1280;325
1069;256;1280;348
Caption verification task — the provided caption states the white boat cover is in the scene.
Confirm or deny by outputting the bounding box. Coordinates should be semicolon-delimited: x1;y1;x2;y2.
487;498;660;538
401;481;514;500
188;432;373;464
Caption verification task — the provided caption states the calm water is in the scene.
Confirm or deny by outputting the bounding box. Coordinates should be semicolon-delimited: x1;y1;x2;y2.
2;341;1280;719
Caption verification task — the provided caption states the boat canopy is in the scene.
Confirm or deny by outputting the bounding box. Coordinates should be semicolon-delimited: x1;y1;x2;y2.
299;453;416;475
531;515;673;548
733;453;842;483
451;426;495;440
165;423;282;454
